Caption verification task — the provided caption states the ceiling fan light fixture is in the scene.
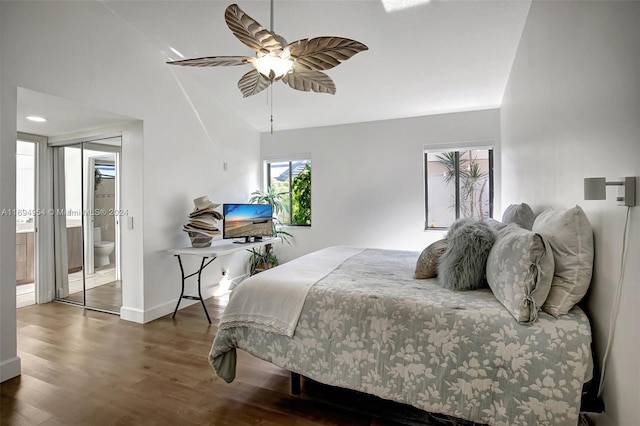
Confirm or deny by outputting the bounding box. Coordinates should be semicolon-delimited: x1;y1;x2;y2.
166;3;368;98
253;54;293;80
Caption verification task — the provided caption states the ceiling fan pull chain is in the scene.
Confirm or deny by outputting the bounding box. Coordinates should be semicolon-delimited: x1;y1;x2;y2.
270;84;274;135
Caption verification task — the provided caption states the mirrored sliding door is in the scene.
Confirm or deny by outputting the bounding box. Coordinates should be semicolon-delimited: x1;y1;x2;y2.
53;139;122;314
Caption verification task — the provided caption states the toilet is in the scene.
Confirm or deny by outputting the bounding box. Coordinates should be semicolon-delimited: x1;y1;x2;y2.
93;227;115;267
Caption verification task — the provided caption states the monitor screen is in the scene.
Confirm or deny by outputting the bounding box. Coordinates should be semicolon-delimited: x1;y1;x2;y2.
223;203;274;243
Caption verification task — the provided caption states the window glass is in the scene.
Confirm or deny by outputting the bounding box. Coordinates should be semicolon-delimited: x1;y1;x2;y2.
458;150;491;220
425;147;493;229
266;159;311;226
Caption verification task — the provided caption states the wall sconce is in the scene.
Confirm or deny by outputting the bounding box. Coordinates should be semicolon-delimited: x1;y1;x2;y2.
584;176;637;206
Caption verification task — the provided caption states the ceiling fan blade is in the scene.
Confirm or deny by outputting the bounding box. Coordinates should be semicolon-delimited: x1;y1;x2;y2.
288;37;368;71
238;69;272;97
225;4;283;55
282;70;336;95
167;56;252;67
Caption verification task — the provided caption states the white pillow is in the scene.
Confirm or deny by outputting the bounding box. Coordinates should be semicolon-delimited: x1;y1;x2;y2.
532;205;594;317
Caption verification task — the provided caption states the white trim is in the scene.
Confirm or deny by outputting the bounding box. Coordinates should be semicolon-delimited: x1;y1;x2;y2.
119;306;145;323
262;152;311;163
17;132;47;143
0;356;21;383
121;279;221;324
17;133;55;304
48;133;122;147
422;141;497;228
145;300;188;323
423;139;495;153
122;297;202;324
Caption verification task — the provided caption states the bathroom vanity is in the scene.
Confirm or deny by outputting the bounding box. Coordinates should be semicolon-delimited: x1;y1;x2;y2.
15;225;83;285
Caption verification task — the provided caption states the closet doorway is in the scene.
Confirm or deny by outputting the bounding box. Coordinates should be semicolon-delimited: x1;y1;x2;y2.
52;138;122;314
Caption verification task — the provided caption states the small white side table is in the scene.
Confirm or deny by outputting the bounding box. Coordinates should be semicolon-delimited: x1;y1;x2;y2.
166;238;280;323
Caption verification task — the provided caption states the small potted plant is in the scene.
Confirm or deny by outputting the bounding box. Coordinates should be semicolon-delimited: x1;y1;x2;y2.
247;187;293;274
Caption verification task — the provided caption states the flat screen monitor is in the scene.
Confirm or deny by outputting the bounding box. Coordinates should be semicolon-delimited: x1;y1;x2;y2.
223;203;274;243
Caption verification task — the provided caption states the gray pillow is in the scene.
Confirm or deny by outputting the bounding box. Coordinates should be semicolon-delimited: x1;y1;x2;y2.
486;224;555;323
502;203;535;230
438;220;497;291
483;217;507;231
415;239;448;279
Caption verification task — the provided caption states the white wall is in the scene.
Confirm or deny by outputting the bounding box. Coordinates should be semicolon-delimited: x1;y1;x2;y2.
1;1;260;380
0;2;23;383
500;2;639;424
260;109;500;263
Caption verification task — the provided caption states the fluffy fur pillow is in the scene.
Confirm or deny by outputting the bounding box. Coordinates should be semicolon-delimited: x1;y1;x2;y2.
414;239;448;279
438;220;497;291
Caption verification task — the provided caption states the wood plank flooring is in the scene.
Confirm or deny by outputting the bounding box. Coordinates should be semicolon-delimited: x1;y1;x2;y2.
63;281;122;313
2;297;443;426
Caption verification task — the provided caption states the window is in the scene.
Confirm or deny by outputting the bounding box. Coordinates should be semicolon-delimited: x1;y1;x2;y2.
424;145;493;229
266;159;311;226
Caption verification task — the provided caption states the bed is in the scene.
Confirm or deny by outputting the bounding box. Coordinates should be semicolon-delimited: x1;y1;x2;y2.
209;245;593;426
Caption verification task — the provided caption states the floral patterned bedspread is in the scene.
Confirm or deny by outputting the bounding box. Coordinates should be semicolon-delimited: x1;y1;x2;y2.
210;248;593;426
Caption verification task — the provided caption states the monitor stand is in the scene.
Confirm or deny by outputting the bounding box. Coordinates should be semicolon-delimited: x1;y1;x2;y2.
233;236;258;244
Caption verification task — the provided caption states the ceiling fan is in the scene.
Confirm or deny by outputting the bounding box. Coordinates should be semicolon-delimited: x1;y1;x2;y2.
167;2;368;98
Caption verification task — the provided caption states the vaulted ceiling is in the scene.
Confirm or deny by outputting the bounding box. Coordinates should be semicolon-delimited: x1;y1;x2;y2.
17;0;531;135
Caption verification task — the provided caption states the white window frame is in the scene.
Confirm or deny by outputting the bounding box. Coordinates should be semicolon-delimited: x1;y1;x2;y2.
423;140;495;230
262;153;312;227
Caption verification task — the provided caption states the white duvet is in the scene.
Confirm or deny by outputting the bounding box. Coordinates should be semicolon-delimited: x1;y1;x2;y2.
219;246;364;336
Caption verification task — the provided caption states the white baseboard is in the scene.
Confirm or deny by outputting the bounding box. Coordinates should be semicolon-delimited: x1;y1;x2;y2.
120;301;188;324
0;356;21;383
120;280;226;324
119;306;145;323
143;298;198;323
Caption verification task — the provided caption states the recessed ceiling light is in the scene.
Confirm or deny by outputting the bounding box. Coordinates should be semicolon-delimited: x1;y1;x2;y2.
26;116;47;123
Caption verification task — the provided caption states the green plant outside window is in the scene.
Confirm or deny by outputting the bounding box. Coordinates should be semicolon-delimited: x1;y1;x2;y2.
266;160;311;226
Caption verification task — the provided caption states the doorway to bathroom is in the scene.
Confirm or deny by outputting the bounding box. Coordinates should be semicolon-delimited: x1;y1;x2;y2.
52;137;122;314
16;140;37;308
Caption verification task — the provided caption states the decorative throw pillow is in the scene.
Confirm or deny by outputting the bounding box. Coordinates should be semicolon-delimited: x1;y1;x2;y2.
532;205;594;317
486;224;555;323
502;203;535;230
447;218;473;234
483;217;507;231
438;220;496;291
415;239;448;279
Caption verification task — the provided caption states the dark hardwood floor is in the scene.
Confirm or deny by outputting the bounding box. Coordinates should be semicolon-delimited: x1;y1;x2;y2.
1;297;439;426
